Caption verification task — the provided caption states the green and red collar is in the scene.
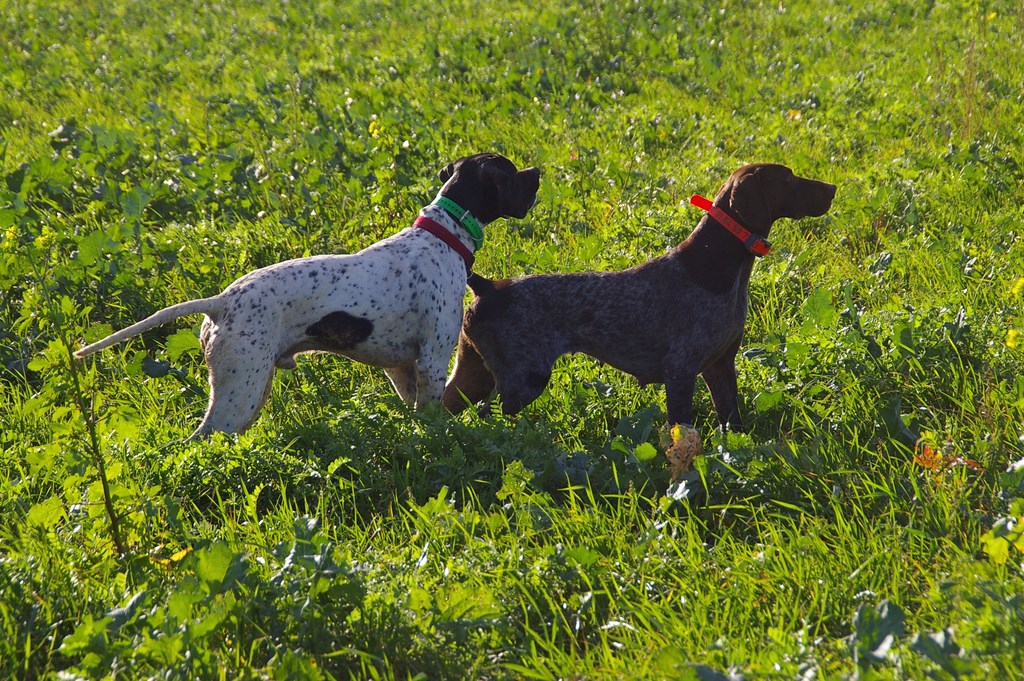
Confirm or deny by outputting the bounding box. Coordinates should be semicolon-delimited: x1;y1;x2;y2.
432;196;484;247
413;197;484;273
413;214;475;272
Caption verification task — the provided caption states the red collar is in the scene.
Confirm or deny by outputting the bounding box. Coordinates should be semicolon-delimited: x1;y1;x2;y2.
413;215;474;272
689;195;772;257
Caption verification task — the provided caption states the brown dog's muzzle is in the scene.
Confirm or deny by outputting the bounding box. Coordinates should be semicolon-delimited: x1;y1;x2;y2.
805;180;837;217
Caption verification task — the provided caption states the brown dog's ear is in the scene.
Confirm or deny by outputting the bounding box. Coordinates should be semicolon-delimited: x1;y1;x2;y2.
725;165;777;231
438;163;455;183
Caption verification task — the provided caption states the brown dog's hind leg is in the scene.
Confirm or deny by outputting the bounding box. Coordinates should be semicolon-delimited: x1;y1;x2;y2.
443;334;496;414
495;365;552;416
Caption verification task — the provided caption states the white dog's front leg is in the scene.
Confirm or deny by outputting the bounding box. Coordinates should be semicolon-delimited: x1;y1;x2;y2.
414;353;448;408
414;305;462;408
384;365;419;405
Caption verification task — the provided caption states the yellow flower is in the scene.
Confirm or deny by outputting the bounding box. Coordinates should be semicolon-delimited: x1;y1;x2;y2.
170;547;191;562
1011;277;1024;296
1007;329;1021;349
369;119;383;138
34;226;56;249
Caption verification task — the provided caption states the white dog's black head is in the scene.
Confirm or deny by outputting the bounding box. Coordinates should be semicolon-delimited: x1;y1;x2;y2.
437;153;541;225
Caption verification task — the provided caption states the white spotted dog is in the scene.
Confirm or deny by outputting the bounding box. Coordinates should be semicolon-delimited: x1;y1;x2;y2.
75;153;541;439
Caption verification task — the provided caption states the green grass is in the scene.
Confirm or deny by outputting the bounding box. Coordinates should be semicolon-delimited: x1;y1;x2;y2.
2;0;1024;677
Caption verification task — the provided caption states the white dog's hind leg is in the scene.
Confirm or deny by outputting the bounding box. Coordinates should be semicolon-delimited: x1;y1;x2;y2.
188;342;278;439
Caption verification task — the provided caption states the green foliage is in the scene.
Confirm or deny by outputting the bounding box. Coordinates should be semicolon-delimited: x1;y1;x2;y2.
2;0;1024;678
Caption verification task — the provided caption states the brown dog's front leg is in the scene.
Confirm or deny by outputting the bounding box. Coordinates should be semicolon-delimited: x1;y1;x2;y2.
664;366;697;426
664;367;701;479
701;350;745;431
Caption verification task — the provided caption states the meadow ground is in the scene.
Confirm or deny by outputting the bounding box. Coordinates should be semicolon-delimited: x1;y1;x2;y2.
1;0;1023;678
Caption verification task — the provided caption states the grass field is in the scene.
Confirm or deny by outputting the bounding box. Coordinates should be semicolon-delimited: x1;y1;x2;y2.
2;0;1024;678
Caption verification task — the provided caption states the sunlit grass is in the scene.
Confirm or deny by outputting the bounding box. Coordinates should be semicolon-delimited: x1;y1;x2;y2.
1;0;1023;678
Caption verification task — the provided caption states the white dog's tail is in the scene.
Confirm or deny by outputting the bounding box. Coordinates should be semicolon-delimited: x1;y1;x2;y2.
74;297;222;359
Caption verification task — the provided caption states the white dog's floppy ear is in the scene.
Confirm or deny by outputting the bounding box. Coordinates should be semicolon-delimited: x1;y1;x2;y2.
438;163;455;183
480;161;513;214
480;160;512;189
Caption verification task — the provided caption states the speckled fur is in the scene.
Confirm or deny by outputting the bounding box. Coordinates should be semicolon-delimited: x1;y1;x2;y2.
443;164;836;429
75;153;540;439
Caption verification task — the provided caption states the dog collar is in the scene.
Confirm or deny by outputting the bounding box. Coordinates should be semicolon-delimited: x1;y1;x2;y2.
413;215;474;272
689;194;772;257
432;196;484;248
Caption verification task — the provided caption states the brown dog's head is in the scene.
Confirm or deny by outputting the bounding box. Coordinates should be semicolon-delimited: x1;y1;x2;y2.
437;153;541;225
715;163;836;236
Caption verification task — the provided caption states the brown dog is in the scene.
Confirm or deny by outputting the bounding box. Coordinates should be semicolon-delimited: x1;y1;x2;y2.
442;164;836;456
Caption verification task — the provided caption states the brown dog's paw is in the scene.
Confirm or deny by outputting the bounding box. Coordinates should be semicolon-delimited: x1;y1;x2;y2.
665;424;701;480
